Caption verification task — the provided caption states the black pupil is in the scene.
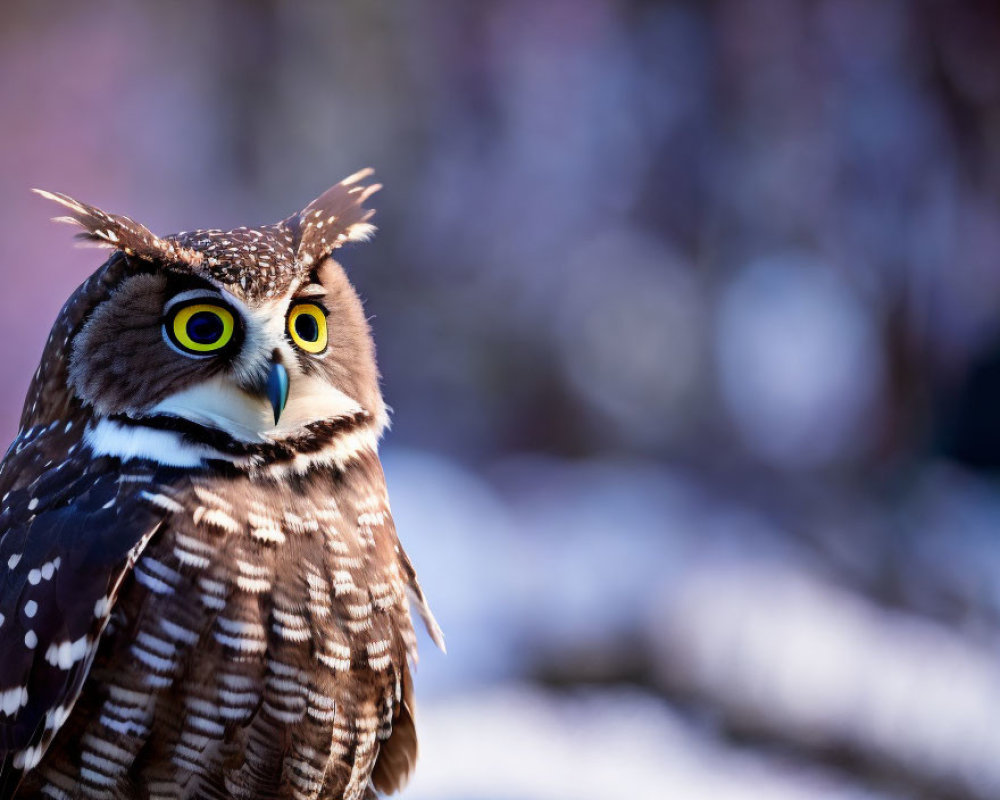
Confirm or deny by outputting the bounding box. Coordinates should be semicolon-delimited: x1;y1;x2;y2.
187;311;224;344
295;312;319;342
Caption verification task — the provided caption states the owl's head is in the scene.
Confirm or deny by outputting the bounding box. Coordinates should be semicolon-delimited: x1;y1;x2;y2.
30;170;387;472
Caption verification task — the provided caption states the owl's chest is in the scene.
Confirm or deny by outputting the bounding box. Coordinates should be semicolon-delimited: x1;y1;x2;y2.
100;469;389;682
125;473;401;654
22;467;409;800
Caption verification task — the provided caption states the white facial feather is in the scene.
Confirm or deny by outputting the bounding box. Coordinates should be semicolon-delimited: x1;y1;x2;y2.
149;375;363;443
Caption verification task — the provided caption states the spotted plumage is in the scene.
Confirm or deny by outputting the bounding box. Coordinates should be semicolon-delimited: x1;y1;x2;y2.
0;171;441;799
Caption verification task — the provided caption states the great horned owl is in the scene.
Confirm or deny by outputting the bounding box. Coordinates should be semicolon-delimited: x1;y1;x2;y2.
0;170;443;799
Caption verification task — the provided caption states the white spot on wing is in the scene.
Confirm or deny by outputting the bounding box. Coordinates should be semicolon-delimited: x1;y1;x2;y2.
12;743;43;770
0;686;28;716
45;635;90;669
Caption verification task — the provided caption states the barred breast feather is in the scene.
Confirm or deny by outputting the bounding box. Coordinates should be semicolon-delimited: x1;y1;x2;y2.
0;421;439;800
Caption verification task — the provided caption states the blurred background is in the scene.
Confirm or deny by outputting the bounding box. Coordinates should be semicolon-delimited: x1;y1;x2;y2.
2;0;1000;797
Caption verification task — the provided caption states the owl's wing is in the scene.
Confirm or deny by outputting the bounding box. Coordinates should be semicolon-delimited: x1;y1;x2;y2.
0;434;166;798
369;493;443;797
370;661;418;797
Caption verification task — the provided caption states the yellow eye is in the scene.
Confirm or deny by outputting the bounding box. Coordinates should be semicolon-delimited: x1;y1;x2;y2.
287;303;328;354
169;303;235;354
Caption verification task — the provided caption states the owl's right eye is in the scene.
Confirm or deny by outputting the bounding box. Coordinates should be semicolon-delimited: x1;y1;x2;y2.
166;302;237;356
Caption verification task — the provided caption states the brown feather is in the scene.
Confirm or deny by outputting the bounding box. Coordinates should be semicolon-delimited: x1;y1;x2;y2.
371;665;418;795
32;189;203;267
287;169;381;268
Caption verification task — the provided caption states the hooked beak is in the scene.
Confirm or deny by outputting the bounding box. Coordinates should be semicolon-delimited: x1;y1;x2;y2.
266;360;289;425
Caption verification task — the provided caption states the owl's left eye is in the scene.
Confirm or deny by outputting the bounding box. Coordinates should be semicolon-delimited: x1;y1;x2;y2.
166;302;236;355
287;303;328;354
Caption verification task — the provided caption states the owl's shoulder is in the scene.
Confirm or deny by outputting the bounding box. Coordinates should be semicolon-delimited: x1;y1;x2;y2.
0;423;171;796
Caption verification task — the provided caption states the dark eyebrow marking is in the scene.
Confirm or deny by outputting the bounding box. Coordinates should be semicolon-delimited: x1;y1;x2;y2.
164;272;220;294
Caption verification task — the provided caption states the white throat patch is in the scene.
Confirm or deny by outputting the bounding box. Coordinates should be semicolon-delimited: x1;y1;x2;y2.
84;420;214;468
83;417;380;477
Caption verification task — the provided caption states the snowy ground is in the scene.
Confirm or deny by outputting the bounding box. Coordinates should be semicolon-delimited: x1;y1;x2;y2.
384;447;1000;800
407;687;905;800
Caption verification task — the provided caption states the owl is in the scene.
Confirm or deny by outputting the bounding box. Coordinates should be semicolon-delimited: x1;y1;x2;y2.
0;170;443;800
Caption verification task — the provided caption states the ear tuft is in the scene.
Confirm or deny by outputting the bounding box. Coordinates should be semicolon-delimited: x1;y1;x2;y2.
286;169;381;266
33;189;203;268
